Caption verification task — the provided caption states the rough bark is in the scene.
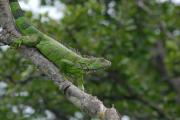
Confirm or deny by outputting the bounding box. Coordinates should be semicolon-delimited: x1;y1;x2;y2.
0;0;121;119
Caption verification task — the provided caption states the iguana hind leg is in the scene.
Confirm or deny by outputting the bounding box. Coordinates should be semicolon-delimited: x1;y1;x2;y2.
11;35;40;48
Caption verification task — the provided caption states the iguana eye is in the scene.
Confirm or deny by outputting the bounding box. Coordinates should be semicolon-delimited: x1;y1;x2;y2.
99;58;106;62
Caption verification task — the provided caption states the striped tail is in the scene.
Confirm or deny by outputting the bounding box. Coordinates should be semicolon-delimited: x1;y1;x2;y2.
9;0;24;20
9;0;31;32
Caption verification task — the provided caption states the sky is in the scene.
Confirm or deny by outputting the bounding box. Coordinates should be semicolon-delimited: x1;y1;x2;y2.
158;0;180;4
19;0;65;20
19;0;180;20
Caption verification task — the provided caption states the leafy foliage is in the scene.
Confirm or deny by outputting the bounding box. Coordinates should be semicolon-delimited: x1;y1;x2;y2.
0;0;179;119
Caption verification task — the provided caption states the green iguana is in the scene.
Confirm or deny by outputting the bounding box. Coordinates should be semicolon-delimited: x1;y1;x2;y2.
9;0;111;89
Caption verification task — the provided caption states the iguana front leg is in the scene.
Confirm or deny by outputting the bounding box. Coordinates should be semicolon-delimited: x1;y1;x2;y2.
60;59;84;91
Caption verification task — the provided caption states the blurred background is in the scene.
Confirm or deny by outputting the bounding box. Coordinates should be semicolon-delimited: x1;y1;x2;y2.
0;0;180;119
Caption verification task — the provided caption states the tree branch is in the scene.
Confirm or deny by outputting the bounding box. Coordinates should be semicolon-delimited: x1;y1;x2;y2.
0;0;121;119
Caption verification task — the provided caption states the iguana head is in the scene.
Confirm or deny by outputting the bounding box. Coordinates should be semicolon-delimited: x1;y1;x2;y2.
81;57;111;71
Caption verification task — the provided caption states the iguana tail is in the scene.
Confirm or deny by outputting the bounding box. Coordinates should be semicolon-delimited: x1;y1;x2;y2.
9;0;31;33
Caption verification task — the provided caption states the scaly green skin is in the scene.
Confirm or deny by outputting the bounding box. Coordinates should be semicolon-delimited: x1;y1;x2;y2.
9;0;111;89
